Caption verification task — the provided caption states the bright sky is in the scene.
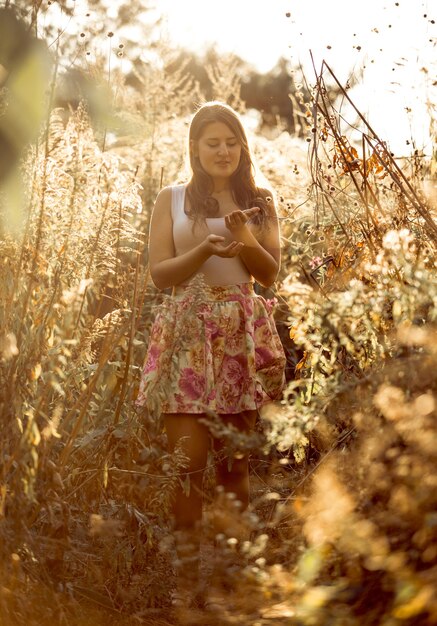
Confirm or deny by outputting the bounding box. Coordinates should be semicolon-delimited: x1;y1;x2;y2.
48;0;436;154
156;0;436;154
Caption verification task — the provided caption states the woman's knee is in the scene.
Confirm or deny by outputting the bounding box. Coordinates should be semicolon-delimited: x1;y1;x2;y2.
216;454;249;482
164;413;210;472
184;452;208;476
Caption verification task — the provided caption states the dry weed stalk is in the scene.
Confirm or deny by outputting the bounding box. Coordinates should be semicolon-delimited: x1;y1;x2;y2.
255;61;437;626
0;97;180;623
205;53;245;113
302;58;437;286
1;18;437;623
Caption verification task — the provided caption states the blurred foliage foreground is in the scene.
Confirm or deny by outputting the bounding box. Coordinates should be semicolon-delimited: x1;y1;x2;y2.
0;17;437;626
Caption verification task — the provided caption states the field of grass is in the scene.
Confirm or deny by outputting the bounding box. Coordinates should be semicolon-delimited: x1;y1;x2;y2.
1;5;437;625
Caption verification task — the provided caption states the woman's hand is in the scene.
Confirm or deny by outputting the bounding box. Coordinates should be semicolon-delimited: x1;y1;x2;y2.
202;234;244;258
224;207;260;237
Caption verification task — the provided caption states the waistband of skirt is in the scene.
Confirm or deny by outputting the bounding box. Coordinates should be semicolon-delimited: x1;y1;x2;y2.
172;281;255;301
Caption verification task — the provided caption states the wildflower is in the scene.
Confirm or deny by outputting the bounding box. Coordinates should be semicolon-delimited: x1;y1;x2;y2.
382;229;413;251
281;276;312;298
309;256;322;269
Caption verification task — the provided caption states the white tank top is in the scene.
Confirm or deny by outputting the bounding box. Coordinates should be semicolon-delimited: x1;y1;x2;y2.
171;184;253;286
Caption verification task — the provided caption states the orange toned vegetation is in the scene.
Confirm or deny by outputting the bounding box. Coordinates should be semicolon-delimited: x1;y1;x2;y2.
1;6;437;626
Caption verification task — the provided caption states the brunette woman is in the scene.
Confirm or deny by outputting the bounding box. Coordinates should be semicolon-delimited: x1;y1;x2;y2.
136;101;286;607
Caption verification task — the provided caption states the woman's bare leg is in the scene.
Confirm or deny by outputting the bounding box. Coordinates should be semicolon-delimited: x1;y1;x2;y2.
163;413;210;529
213;409;257;509
163;413;211;606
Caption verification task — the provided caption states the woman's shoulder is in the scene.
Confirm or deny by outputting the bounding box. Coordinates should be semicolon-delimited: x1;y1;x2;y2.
156;182;187;196
152;187;173;218
156;183;188;202
153;183;189;218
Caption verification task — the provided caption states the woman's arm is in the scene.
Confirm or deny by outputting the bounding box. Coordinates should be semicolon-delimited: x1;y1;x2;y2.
224;192;281;288
148;187;245;290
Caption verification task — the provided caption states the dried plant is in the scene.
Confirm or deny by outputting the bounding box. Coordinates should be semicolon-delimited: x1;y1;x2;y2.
1;13;437;624
205;53;245;112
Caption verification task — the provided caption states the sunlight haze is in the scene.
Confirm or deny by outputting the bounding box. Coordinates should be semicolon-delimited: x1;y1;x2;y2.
157;0;436;153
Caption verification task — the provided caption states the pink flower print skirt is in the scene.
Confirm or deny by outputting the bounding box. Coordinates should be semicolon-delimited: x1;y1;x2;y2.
135;281;286;415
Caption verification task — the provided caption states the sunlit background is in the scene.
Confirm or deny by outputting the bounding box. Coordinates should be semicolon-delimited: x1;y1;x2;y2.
1;3;437;621
48;0;436;155
156;0;436;154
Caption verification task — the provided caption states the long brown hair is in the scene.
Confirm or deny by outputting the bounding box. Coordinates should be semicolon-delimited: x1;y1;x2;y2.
186;101;269;229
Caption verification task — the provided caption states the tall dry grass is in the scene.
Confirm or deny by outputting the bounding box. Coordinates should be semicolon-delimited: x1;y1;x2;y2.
1;10;437;625
0;40;196;620
254;61;437;626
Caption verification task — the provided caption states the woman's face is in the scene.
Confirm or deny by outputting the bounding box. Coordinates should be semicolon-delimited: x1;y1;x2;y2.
193;121;242;180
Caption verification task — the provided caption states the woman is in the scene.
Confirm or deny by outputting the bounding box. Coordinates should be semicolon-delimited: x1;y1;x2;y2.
136;101;286;607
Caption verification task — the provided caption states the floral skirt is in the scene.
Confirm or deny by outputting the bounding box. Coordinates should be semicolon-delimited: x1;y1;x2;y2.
135;280;286;414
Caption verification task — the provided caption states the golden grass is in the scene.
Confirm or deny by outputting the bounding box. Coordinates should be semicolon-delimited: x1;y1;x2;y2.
1;20;437;624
